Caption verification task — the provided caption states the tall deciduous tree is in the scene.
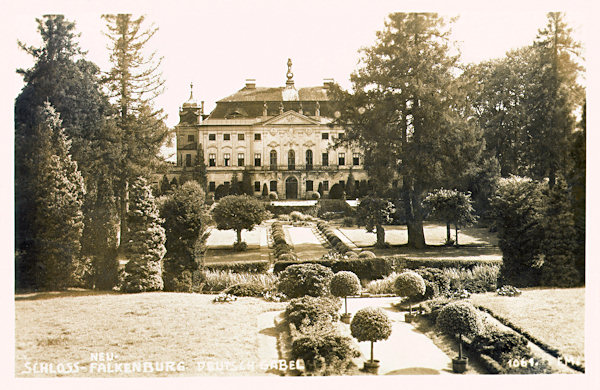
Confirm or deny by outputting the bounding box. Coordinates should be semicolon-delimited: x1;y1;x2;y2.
332;13;483;249
102;14;169;247
121;177;166;292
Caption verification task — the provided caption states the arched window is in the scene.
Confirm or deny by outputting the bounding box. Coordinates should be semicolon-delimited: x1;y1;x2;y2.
288;150;295;170
305;149;313;170
270;150;277;170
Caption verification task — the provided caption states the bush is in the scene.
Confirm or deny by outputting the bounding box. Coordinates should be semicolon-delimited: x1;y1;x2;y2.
195;270;277;293
318;199;352;216
346;251;359;259
363;272;399;295
436;301;483;338
269;192;278;200
279;253;296;261
471;329;530;363
419;297;452;322
233;241;248;252
291;329;359;372
442;265;500;293
413;267;451;299
277;263;335;298
358;251;376;259
203;260;269;273
350;307;392;362
290;211;304;221
222;282;266;297
342;217;354;227
285;296;342;327
311;192;321;200
328;183;345;199
497;285;522;296
274;258;394;281
330;271;361;298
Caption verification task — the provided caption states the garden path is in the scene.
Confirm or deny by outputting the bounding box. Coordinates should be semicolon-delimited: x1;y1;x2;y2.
341;297;455;375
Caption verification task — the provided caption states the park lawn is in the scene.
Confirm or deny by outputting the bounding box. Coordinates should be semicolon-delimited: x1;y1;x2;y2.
15;292;285;377
337;223;499;248
203;247;271;264
469;288;585;364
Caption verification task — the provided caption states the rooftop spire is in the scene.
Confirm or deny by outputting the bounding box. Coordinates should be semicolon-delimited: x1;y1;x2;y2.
189;82;194;100
286;58;294;87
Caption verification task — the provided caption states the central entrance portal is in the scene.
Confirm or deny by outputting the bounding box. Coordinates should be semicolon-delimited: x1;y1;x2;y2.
285;176;298;199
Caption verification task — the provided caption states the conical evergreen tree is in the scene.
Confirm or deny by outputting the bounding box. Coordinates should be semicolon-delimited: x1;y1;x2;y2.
121;177;166;292
540;178;580;287
30;103;86;290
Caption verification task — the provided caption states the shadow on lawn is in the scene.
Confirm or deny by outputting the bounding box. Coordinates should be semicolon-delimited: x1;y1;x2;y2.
15;289;119;301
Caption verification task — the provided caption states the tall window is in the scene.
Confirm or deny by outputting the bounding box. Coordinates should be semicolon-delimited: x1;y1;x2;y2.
306;180;313;192
254;153;261;167
224;153;230;167
338;153;345;166
187;134;195;142
270;180;277;192
208;182;216;192
322;180;329;191
238;153;245;166
209;153;216;167
254;181;261;192
322;152;328;166
238;133;245;141
305;150;313;170
288;150;295;170
353;152;360;166
185;154;192;167
270;150;277;170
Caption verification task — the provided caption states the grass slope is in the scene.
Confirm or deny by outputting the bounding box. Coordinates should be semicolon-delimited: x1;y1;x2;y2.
469;288;584;364
15;292;285;377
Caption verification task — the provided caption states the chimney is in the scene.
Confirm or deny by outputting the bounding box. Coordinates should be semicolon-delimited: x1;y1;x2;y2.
323;78;334;88
245;79;256;89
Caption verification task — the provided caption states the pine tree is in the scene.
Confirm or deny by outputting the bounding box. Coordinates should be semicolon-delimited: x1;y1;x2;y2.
161;181;210;291
193;149;208;189
27;103;86;290
539;178;580;287
121;177;166;292
345;171;356;199
102;14;169;248
332;13;482;248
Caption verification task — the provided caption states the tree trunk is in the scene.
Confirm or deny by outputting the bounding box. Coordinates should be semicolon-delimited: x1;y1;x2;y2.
370;341;374;363
236;229;242;244
458;333;463;359
406;187;426;249
119;179;129;248
375;224;386;248
345;296;348;315
446;222;451;244
455;225;459;246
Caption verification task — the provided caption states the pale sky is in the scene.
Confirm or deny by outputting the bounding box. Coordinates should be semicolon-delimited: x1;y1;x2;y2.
1;0;593;161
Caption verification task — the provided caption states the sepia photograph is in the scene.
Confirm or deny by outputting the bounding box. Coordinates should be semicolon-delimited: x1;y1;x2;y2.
4;0;597;388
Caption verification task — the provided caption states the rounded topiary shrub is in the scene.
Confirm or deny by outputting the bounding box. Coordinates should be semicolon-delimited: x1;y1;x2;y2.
269;192;278;200
350;307;392;363
291;332;359;373
359;251;376;259
278;253;296;261
436;301;484;359
277;263;335;298
394;271;426;313
330;271;361;315
233;241;248;252
311;192;321;200
346;251;359;259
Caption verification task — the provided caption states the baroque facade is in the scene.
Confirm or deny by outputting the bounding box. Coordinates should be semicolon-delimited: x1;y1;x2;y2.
171;59;367;199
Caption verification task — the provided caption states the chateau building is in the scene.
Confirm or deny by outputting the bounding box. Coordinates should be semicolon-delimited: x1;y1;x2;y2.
171;59;367;199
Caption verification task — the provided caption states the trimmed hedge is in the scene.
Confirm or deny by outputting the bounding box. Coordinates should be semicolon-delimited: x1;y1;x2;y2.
399;258;502;270
285;296;342;327
203;260;269;273
274;258;394;281
277;263;334;298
